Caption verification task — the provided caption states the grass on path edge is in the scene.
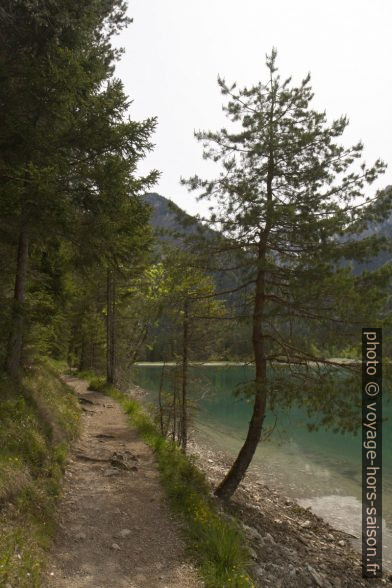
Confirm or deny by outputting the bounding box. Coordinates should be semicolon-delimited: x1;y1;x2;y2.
0;359;80;587
86;375;256;588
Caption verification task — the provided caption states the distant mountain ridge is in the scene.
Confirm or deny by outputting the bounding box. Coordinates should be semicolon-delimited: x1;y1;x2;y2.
144;192;201;236
143;192;244;297
144;190;392;273
144;192;219;248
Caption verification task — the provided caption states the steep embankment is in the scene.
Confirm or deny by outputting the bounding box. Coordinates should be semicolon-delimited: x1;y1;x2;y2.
0;363;80;587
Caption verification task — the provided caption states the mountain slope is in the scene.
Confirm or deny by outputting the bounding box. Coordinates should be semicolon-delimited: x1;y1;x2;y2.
144;190;392;273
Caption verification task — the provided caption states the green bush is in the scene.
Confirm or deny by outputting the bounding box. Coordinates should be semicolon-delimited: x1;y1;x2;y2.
87;375;106;391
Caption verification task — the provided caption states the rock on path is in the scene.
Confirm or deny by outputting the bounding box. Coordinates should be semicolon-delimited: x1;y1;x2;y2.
44;377;201;588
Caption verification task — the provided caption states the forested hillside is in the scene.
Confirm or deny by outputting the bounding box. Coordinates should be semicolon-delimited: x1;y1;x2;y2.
142;190;392;360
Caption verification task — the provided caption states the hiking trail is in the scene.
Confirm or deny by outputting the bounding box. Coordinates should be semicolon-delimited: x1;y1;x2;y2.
44;377;201;588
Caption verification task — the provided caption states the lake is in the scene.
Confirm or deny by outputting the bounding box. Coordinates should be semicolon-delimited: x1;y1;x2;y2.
133;362;392;569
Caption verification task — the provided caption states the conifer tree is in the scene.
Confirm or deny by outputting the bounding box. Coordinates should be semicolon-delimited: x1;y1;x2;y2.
0;1;157;377
184;50;392;500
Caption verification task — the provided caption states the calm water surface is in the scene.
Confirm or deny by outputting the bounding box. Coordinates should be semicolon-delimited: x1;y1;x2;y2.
133;363;392;568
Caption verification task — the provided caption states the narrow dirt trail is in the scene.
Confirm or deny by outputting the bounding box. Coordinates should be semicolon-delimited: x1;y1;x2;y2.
44;377;202;588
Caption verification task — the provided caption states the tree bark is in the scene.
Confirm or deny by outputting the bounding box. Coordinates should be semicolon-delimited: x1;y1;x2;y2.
172;366;178;442
79;336;86;372
214;259;267;500
158;361;166;435
5;222;29;379
215;76;275;500
180;299;189;452
106;269;116;385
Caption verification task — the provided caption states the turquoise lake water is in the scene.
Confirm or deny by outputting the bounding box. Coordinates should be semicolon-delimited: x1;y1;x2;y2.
133;363;392;568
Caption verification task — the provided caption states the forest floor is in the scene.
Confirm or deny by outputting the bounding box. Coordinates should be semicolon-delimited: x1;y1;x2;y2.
43;377;202;588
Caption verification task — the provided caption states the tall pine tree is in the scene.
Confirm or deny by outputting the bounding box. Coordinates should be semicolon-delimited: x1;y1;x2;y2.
184;50;392;500
0;1;157;378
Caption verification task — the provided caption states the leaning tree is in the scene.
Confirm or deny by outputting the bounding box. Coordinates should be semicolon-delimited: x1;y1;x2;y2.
184;49;392;500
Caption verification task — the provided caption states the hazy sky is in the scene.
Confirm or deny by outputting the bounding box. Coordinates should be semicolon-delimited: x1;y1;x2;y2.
115;0;392;215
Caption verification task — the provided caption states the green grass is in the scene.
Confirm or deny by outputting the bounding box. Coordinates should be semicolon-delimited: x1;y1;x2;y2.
0;361;80;587
88;377;255;588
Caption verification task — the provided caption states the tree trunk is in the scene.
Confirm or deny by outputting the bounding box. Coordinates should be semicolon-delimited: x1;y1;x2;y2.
106;269;116;385
5;222;29;379
215;256;267;500
79;336;86;372
180;299;189;452
215;85;275;500
172;367;178;442
158;361;166;435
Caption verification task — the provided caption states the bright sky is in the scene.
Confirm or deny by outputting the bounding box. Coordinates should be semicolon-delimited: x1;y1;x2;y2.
115;0;392;215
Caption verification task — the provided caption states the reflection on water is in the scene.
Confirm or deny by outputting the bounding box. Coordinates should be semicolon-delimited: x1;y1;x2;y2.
133;363;392;569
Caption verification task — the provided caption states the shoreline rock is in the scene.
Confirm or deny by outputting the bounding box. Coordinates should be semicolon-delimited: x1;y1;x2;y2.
187;436;390;587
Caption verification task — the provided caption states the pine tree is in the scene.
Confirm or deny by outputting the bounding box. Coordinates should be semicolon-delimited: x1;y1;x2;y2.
184;49;392;500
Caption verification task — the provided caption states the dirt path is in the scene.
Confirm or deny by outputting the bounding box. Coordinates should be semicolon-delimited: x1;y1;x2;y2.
44;377;202;588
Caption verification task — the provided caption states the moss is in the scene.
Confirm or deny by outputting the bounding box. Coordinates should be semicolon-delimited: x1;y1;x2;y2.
0;365;80;586
89;379;255;588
